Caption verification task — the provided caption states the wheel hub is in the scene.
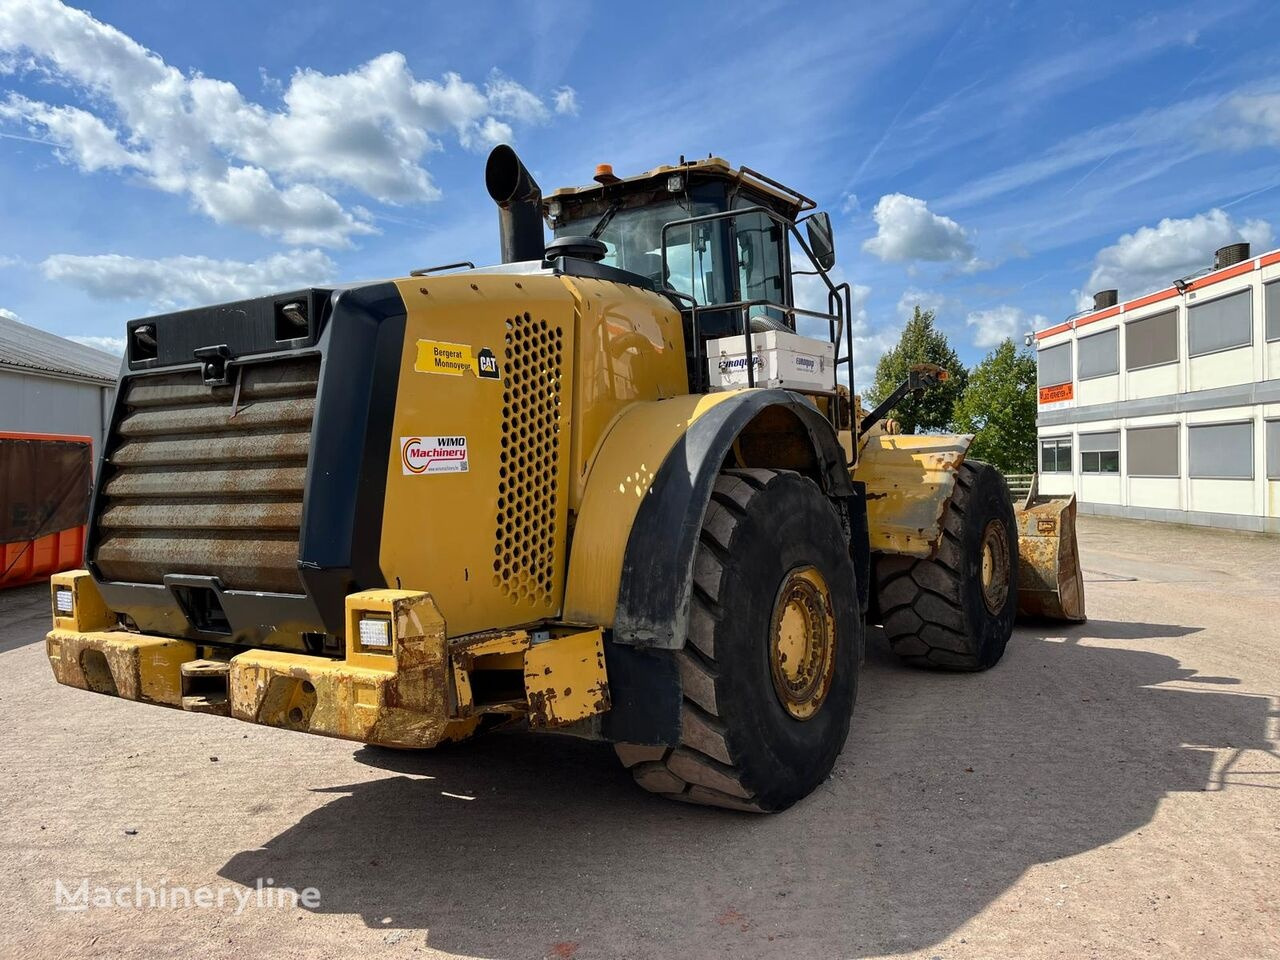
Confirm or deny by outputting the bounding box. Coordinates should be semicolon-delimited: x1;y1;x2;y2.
768;567;836;721
979;519;1011;614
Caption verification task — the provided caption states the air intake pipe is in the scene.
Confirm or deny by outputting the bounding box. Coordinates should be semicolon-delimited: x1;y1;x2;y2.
486;144;545;264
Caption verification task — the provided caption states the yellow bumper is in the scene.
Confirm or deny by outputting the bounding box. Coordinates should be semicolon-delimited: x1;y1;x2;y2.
46;573;610;748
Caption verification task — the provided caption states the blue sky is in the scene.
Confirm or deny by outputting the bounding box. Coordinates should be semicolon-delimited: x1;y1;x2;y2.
3;0;1280;386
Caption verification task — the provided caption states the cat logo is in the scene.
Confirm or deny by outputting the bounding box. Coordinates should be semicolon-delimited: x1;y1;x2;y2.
413;339;500;381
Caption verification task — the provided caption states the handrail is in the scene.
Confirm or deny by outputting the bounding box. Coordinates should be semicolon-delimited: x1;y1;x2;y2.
409;261;476;277
738;165;817;213
658;205;850;403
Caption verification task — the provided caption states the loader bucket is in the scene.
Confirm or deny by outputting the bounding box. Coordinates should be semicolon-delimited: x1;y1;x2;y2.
1014;494;1086;622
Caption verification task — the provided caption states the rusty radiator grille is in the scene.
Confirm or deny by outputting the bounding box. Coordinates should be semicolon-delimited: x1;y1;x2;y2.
93;357;320;594
494;313;563;607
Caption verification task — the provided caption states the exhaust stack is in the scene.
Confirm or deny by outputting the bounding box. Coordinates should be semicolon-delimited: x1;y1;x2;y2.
486;145;545;264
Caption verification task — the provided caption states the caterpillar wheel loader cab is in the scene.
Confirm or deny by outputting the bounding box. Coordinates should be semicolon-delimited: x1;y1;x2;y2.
46;145;1082;813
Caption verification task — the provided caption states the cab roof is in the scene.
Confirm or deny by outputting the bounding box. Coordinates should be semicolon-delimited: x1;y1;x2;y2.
547;156;814;223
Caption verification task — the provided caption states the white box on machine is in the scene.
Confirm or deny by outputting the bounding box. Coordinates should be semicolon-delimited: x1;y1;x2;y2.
706;329;835;392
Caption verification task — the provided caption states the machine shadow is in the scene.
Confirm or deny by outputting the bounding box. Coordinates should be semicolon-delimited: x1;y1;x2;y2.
219;632;1273;959
1020;617;1204;640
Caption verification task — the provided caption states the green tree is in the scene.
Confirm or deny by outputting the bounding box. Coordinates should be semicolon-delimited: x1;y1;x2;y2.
951;338;1038;473
866;306;968;434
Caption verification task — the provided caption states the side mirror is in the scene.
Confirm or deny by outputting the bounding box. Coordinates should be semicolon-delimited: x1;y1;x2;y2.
806;212;836;272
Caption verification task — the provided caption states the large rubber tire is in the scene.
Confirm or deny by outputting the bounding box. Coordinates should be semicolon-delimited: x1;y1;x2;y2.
615;468;861;813
874;459;1018;671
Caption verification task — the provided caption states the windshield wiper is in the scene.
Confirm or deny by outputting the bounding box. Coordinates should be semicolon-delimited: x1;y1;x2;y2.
589;201;621;239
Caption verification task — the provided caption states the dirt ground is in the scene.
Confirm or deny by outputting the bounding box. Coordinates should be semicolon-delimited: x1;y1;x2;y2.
1;514;1277;960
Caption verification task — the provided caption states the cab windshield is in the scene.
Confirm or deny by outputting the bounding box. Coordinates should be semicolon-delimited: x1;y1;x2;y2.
554;195;791;332
555;199;729;304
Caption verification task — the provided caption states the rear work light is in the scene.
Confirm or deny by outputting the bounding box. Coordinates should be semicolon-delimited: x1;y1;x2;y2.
357;616;392;651
54;587;74;615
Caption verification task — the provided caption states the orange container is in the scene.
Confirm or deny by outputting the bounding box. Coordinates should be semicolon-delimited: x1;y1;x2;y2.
0;432;93;589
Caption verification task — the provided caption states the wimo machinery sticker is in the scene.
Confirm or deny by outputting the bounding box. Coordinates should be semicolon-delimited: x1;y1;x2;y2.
401;436;469;475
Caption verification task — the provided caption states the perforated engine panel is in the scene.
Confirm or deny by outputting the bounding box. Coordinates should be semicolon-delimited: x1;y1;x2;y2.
495;313;565;607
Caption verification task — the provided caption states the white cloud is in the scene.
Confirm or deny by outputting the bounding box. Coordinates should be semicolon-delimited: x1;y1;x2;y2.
0;0;567;246
862;193;979;267
965;305;1045;349
40;249;337;310
895;287;957;322
68;334;125;355
1083;208;1273;303
1217;91;1280;148
553;86;579;117
189;167;369;248
0;307;19;322
0;95;134;171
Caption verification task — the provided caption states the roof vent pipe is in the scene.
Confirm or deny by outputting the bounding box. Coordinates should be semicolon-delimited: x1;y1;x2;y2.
1214;242;1250;269
485;144;546;264
1092;289;1118;311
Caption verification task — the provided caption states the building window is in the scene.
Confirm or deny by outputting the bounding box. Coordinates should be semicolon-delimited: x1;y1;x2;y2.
1126;425;1179;478
1187;289;1252;357
1188;422;1253;479
1266;280;1280;343
1037;342;1072;387
1125;309;1178;370
1267;420;1280;480
1079;431;1120;474
1040;437;1072;473
1077;328;1118;380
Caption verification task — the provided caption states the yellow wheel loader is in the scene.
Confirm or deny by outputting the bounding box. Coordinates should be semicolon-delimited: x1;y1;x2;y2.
46;146;1083;812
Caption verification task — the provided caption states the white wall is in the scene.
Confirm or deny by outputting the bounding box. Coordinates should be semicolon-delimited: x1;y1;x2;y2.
1187;345;1252;392
0;369;112;453
1189;479;1253;515
1126;363;1178;399
1077;375;1119;405
1129;476;1180;509
1080;474;1122;504
1038;474;1075;497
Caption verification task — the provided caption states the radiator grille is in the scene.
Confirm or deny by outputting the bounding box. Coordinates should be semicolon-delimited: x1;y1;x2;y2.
93;357;319;594
494;313;563;607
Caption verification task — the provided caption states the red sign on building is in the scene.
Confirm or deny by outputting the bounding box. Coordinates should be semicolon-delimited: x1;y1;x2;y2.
1038;382;1073;404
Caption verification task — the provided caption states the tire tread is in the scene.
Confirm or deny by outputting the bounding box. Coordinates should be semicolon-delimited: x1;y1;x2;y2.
616;469;810;811
874;459;1014;671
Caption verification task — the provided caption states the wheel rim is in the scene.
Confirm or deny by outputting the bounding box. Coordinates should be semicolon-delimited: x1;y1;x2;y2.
768;566;836;721
979;519;1011;614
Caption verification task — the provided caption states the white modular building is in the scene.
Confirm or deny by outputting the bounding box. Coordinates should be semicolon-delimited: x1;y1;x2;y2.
1034;242;1280;532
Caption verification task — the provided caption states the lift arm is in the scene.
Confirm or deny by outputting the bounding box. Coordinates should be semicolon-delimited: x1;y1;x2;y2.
857;363;949;439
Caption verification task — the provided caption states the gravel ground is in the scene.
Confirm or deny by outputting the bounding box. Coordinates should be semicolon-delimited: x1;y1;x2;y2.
1;514;1277;960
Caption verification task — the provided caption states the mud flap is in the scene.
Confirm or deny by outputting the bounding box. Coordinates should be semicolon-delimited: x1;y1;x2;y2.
1014;494;1086;622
